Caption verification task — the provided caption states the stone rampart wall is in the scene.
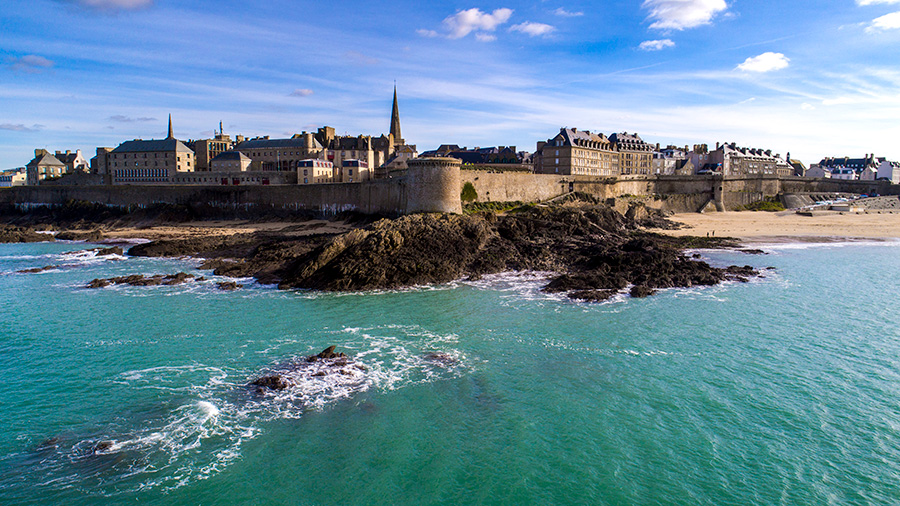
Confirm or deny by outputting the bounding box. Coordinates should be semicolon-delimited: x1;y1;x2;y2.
461;171;568;203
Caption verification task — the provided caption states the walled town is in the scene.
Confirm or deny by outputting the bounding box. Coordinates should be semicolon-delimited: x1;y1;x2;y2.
2;87;900;217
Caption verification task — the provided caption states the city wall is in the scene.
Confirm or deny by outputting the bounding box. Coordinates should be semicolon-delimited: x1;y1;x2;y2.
3;166;900;217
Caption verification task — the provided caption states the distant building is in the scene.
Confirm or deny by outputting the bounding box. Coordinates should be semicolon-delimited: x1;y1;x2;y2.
26;150;68;185
91;147;115;174
53;150;90;173
652;145;688;175
876;159;900;183
786;153;807;177
298;159;334;184
341;159;370;183
210;150;252;172
192;123;235;171
816;155;878;181
109;115;195;184
0;168;27;187
708;142;792;177
609;132;653;175
534;127;619;176
234;133;323;172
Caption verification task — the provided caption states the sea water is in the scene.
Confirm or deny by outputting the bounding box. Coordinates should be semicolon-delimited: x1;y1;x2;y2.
1;239;899;505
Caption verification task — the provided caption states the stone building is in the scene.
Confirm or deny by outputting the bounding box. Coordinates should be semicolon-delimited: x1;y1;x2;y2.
91;147;114;174
652;145;688;175
298;159;334;184
815;155;878;180
341;159;370;183
234;132;324;172
53;150;90;173
609;132;653;176
708;142;793;177
210;150;252;172
0;168;27;187
191;123;235;171
534;127;619;176
26;150;68;185
109;116;195;184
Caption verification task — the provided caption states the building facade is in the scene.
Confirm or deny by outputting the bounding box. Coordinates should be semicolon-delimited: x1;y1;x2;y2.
192;124;235;171
609;132;653;176
0;168;27;187
109;117;195;184
234;133;323;172
535;128;619;176
210;150;252;172
298;159;334;184
709;142;793;177
26;150;68;185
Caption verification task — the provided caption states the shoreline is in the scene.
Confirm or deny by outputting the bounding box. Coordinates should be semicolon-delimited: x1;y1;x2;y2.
656;211;900;244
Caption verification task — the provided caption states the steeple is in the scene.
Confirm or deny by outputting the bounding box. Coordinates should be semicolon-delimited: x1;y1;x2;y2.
390;84;403;145
167;114;174;139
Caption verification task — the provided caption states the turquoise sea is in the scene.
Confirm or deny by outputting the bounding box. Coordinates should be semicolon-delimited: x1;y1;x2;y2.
1;238;900;505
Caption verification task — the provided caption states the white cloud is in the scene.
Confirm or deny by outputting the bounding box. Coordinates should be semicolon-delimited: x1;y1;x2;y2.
509;22;556;37
643;0;728;30
857;0;900;5
553;8;584;17
8;55;54;73
639;39;676;51
289;89;314;97
65;0;153;10
475;33;497;42
442;8;514;39
108;115;156;122
801;103;815;110
0;123;43;132
867;11;900;31
736;52;790;73
416;29;439;38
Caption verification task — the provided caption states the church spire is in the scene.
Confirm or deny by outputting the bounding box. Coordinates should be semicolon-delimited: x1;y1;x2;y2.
390;84;402;145
167;114;174;139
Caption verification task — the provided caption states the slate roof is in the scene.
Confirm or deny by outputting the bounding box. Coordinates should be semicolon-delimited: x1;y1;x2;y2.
211;151;251;162
235;137;323;151
112;138;192;153
26;152;66;168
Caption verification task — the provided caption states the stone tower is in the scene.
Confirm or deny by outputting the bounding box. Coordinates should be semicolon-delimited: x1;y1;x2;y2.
390;85;403;145
406;157;462;214
167;114;174;139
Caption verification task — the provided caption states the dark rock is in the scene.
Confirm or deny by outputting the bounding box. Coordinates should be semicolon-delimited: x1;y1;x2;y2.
17;265;59;274
692;253;702;259
84;272;196;288
567;289;618;302
57;230;104;242
86;278;111;289
630;285;657;298
424;352;458;366
307;345;346;362
216;281;242;291
249;375;292;391
0;225;53;244
93;440;114;453
737;249;767;255
65;246;124;257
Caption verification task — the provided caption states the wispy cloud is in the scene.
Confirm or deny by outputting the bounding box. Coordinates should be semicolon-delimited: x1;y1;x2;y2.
108;115;156;122
61;0;154;11
0;123;43;132
857;0;900;5
509;22;555;37
289;89;314;97
436;8;514;39
643;0;728;30
7;55;54;73
416;29;439;38
343;51;379;65
475;33;497;42
736;52;790;73
553;8;583;17
866;11;900;31
639;39;676;51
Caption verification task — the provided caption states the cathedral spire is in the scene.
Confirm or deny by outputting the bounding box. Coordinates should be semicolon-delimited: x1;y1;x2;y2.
390;84;402;145
167;114;174;139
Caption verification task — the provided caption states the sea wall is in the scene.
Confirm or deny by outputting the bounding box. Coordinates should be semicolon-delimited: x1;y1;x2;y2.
0;179;408;217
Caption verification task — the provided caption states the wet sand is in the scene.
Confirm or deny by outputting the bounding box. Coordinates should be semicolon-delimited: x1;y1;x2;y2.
95;219;357;241
658;211;900;243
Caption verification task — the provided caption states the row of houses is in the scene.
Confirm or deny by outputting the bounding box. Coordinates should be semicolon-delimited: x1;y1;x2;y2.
805;155;900;183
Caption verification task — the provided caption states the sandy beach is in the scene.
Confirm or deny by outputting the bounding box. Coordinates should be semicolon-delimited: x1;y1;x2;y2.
98;219;357;241
659;211;900;243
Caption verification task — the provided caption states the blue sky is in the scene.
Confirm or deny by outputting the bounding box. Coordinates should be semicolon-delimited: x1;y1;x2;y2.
2;0;900;169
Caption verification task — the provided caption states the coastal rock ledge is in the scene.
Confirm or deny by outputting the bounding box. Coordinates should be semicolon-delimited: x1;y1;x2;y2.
126;204;757;301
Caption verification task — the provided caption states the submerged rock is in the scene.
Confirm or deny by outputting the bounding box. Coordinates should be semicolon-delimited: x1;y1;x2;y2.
17;265;60;274
249;375;293;391
85;272;197;288
216;281;242;291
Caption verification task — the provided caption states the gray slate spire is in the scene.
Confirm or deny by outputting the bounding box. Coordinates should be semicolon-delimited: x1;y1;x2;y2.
167;114;174;139
390;85;402;144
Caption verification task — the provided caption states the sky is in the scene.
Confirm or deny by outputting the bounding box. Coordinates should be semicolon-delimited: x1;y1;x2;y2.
1;0;900;169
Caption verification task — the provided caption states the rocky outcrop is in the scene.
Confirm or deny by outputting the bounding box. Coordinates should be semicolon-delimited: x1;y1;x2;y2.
56;230;104;241
248;346;365;394
17;265;60;274
86;272;197;288
216;281;242;291
66;246;124;257
117;203;759;301
0;225;53;243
